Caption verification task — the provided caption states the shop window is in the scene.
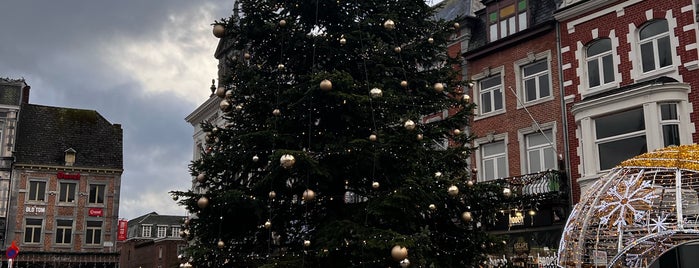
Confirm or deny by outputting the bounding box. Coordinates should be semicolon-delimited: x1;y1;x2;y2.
58;182;76;203
639;20;672;73
24;218;42;244
55;219;73;244
28;181;46;201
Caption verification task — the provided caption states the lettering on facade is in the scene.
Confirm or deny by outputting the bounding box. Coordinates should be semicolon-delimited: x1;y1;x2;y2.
57;171;80;180
25;206;45;214
88;208;103;217
509;213;524;227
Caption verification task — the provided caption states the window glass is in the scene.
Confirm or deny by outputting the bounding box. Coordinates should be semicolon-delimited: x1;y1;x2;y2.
59;183;76;203
599;135;647;170
86;220;102;245
157;226;167;238
28;181;46;201
602;55;614;84
24;219;42;243
658;36;672;68
641;42;656;72
595;108;645;139
640;20;669;39
588;60;600;87
55;219;73;244
587;39;611;56
661;103;678;120
89;184;105;204
526;130;555;172
481;141;507;181
639;20;671;72
480;76;502;114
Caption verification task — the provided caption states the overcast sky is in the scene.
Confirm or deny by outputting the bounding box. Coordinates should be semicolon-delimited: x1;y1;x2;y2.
0;1;233;220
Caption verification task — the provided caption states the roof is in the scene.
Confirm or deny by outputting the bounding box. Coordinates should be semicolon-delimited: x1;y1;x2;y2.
434;0;474;21
15;103;123;169
128;212;184;226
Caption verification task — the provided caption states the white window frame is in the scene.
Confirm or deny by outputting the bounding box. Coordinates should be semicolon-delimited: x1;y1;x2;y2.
171;226;181;237
24;218;43;244
586;39;615;90
27;180;46;202
629;11;681;82
576;31;621;98
518;122;557;174
571;83;692;194
86;220;102;245
638;20;672;74
474;133;509;182
142;225;152;237
659;102;681;147
514;51;553;108
471;66;505;120
55;219;73;245
157;225;167;238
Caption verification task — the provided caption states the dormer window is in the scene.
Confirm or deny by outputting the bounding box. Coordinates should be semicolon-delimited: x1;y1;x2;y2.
487;0;528;42
64;148;76;166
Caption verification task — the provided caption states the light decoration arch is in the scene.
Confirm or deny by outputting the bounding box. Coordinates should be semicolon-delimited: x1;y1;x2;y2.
558;144;699;267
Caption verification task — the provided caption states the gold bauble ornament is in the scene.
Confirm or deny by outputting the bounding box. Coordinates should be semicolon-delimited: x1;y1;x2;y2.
320;79;333;91
303;189;316;201
196;173;206;183
447;185;459;196
433;82;445;92
462;211;473;222
434;171;442;178
528;210;537;216
372;181;380;189
428;37;434;43
454;22;460;29
383;19;396;30
212;24;225;38
277;64;285;70
394;46;401;53
467;180;474;187
235;104;243;111
280;154;296;169
197;196;209;209
400;80;408;88
217;240;225;248
252;155;259;162
225;89;233;98
272;108;281;116
340;37;347;45
215;86;226;98
264;220;272;229
391;245;408;261
453;129;461;135
463;94;471;102
279;19;287;27
400;258;411;268
416;133;423;140
369;134;377;141
404;120;416;130
304;240;311;247
244;53;251;60
219;100;231;111
268;191;276;199
428;204;436;210
503;187;512;197
370;87;383;98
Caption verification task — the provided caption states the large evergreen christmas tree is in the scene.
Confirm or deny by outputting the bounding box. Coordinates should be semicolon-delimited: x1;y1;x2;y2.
173;0;507;267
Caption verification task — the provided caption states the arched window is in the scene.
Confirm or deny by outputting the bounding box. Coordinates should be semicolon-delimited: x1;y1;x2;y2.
586;38;614;88
639;20;672;72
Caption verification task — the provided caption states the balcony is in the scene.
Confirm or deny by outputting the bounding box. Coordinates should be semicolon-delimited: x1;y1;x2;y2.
485;170;568;204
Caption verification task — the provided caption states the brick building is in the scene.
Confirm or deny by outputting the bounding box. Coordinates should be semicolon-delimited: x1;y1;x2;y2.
118;212;186;268
555;0;699;201
463;0;568;266
6;103;123;267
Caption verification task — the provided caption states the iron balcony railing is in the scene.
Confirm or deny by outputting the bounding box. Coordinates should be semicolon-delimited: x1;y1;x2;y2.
484;169;568;202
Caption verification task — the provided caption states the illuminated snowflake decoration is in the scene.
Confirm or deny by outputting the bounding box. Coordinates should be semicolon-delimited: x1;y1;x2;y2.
595;172;657;228
649;213;670;233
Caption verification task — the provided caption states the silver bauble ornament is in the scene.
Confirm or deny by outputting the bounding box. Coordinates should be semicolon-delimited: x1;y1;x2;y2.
404;120;416;130
503;187;512;197
320;79;333;91
391;245;408;261
213;24;225;38
280;154;296;169
447;185;459;196
433;82;445;92
370;87;383;98
303;189;316;201
462;211;473;222
197;196;209;209
252;155;259;162
383;19;396;30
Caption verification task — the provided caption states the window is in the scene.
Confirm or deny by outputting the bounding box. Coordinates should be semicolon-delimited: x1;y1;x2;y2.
89;184;105;204
159;246;163;259
595;108;647;170
157;226;167;238
639;20;672;73
55;219;73;244
488;0;528;41
481;140;507;181
525;130;556;173
522;60;550;102
660;103;680;147
24;219;42;243
58;183;76;203
586;39;615;88
171;226;181;237
142;225;152;237
28;181;46;201
86;221;102;245
479;75;503;115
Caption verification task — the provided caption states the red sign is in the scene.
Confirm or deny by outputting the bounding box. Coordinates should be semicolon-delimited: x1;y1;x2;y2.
117;219;128;241
57;171;81;180
88;208;103;217
6;240;19;259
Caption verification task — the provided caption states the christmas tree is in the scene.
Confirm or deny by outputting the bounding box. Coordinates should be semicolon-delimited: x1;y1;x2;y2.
172;0;506;267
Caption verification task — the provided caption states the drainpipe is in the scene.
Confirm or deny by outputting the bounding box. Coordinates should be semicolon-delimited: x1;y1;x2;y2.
556;21;575;212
